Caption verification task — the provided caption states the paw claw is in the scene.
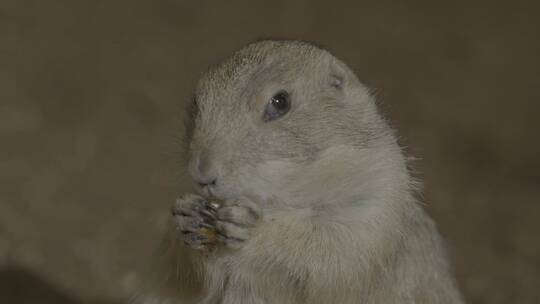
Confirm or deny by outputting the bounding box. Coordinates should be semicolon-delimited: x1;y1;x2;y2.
199;222;215;229
199;209;217;221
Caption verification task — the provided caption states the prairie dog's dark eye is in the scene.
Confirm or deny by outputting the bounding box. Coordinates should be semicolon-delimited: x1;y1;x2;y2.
263;91;290;121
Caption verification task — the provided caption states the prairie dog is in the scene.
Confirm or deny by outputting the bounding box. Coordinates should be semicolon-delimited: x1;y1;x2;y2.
135;40;464;304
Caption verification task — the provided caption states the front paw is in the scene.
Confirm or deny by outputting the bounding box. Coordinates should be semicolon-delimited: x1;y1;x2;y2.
171;194;219;251
214;197;262;249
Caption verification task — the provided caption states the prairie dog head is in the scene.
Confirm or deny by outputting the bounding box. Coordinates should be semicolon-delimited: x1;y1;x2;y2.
187;40;409;207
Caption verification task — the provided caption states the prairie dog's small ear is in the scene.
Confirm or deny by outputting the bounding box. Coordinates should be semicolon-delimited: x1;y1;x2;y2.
330;74;344;90
327;56;350;92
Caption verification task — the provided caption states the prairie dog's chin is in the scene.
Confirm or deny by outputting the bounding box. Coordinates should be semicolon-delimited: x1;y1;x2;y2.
198;178;252;202
198;185;235;201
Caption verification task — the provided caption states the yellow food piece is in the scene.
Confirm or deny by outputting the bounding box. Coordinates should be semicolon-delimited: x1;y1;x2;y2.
200;227;217;241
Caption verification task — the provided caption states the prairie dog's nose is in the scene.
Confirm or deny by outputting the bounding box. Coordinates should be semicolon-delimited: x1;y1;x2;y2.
189;149;218;187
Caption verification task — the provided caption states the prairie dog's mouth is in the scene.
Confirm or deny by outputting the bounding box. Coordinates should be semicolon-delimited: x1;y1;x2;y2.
197;183;216;199
196;181;234;202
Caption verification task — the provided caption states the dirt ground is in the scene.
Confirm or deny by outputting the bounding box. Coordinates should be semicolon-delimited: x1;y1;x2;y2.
2;0;539;303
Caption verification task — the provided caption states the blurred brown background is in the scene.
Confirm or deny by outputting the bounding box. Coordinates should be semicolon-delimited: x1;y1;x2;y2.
2;0;539;303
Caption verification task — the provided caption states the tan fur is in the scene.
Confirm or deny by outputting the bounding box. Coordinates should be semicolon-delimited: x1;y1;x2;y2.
133;40;464;304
